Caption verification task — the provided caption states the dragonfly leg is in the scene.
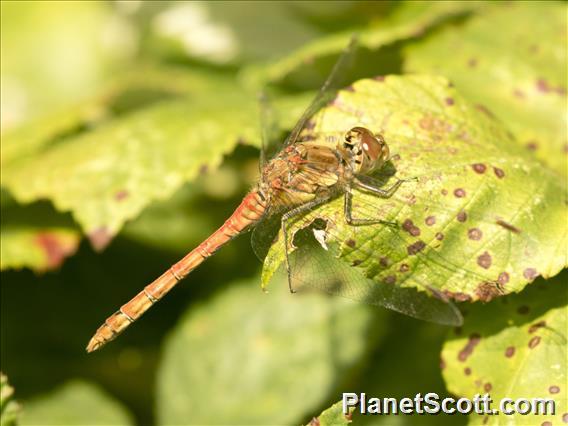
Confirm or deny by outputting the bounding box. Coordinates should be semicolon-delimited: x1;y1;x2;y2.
344;189;398;227
281;196;331;293
353;176;406;198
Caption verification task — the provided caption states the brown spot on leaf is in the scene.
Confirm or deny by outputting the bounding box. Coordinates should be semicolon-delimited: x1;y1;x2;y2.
425;216;436;226
34;232;79;270
562;413;568;423
402;219;421;236
477;251;492;269
472;163;487;174
407;240;426;255
379;257;390;268
517;305;530;315
441;189;448;196
114;190;129;201
345;239;356;248
505;346;515;358
542;422;552;426
484;383;492;392
528;336;541;349
454;188;465;198
351;260;362;266
476;282;500;302
496;219;521;234
385;275;396;285
536;78;551;93
435;232;444;241
526;140;538;151
529;321;546;333
454;188;466;198
345;85;355;92
549;385;560;394
493;167;505;178
373;75;385;82
458;333;481;362
457;211;467;222
445;291;471;302
498;272;510;285
440;357;446;369
88;227;113;252
419;117;433;130
524;268;538;280
399;263;410;273
475;104;494;117
445;97;454;106
468;228;483;240
468;58;478;67
464;367;471;375
309;417;320;426
199;164;209;174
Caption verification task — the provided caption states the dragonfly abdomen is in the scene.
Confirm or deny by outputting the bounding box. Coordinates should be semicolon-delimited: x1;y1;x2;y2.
86;191;267;353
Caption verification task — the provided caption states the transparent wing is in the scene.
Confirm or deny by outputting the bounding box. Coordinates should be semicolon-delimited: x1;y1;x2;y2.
281;171;539;325
258;91;281;171
251;207;285;262
289;223;463;326
283;36;358;148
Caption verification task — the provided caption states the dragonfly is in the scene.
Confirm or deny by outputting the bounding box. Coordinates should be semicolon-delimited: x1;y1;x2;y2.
87;39;516;353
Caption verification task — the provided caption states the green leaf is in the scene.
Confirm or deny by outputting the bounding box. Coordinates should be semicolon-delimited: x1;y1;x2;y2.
0;1;134;129
262;75;566;303
157;274;383;425
353;319;461;426
20;381;133;426
404;2;568;177
243;1;480;87
441;274;567;425
1;71;256;248
0;192;80;272
307;401;353;426
1;66;311;249
0;373;20;426
1;226;79;272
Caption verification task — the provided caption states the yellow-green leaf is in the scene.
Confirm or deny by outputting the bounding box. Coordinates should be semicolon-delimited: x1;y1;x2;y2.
243;1;480;88
0;373;20;426
307;401;353;426
441;274;567;425
404;2;568;177
262;75;566;306
20;381;134;426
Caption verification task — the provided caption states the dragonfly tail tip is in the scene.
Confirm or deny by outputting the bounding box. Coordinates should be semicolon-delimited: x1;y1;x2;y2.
86;337;103;353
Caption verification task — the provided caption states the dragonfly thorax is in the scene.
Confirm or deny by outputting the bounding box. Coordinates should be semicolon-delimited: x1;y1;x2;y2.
341;127;390;174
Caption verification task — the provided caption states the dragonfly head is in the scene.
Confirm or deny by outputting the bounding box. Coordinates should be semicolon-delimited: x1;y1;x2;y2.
343;127;390;173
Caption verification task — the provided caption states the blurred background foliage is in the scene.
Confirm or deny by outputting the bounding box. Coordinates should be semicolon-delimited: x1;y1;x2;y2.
1;1;566;425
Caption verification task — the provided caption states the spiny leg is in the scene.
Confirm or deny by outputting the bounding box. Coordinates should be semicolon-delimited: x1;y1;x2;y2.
281;196;331;293
344;177;408;226
353;175;409;197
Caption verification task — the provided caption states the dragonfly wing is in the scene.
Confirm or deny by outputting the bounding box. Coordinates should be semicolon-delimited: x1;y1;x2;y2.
258;91;282;170
251;208;284;262
283;37;358;148
288;222;463;326
277;163;542;325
